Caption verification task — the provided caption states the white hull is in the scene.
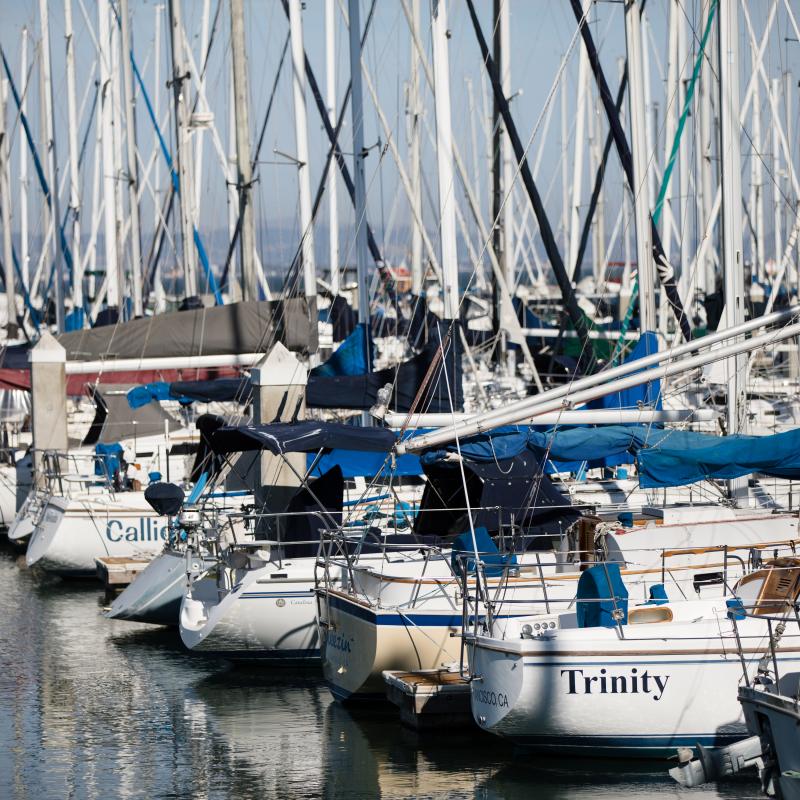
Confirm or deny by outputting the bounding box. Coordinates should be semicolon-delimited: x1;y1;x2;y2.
180;557;324;662
105;548;190;625
25;492;170;576
7;488;38;543
467;605;800;756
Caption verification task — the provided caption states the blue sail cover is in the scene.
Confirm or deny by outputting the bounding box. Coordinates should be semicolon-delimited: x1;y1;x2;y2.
311;323;373;377
417;424;663;471
637;427;800;487
418;423;800;488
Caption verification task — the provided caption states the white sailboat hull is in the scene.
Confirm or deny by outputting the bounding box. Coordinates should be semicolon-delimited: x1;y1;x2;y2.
25;492;169;576
105;548;190;625
468;607;800;757
180;558;324;662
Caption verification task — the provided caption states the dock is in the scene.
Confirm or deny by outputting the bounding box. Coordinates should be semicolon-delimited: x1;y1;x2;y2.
383;669;472;730
95;556;150;592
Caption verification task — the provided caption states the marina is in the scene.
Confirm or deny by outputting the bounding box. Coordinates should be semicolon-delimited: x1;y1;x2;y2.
0;541;768;799
1;0;800;798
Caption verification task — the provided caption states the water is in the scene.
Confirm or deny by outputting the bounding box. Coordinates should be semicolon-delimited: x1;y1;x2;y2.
0;542;765;800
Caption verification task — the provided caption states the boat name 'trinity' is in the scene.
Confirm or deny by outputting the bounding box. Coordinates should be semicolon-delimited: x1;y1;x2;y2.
561;668;669;701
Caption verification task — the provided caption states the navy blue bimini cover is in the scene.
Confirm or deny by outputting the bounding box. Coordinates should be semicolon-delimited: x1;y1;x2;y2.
576;563;628;628
306;318;462;413
210;421;397;455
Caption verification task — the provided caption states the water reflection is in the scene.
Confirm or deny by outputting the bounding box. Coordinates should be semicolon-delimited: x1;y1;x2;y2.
0;542;765;799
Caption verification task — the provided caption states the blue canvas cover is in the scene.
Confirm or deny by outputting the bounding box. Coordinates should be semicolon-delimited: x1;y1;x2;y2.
576;563;628;628
127;382;173;409
450;526;517;578
417;422;800;489
418;424;664;468
94;442;123;479
307;449;421;479
311;323;373;377
168;378;250;405
637;427;800;487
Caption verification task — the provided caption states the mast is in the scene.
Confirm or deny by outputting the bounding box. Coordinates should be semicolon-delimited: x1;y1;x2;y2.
347;0;370;354
226;70;239;301
168;0;199;298
430;0;459;320
772;77;782;272
325;0;340;297
623;0;656;331
230;0;257;302
751;80;764;282
619;58;633;310
699;20;716;301
19;29;29;293
120;0;144;317
153;3;166;312
288;0;316;304
98;0;120;311
560;81;568;259
568;2;590;278
662;1;678;263
499;0;514;290
0;77;14;334
491;0;502;337
39;0;65;332
718;0;747;501
110;9;126;312
676;7;691;317
408;0;423;296
194;0;211;214
64;0;83;319
491;0;515;341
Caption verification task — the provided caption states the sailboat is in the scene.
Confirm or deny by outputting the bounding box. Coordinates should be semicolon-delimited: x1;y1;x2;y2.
465;555;800;756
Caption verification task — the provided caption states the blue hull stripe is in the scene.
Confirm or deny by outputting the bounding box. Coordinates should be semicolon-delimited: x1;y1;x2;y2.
240;591;314;599
328;594;461;627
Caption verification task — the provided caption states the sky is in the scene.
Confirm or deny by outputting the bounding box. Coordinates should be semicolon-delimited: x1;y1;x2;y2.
1;1;799;285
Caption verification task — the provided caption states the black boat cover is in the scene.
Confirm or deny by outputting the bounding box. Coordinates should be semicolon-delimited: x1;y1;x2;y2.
306;319;463;412
414;453;579;538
